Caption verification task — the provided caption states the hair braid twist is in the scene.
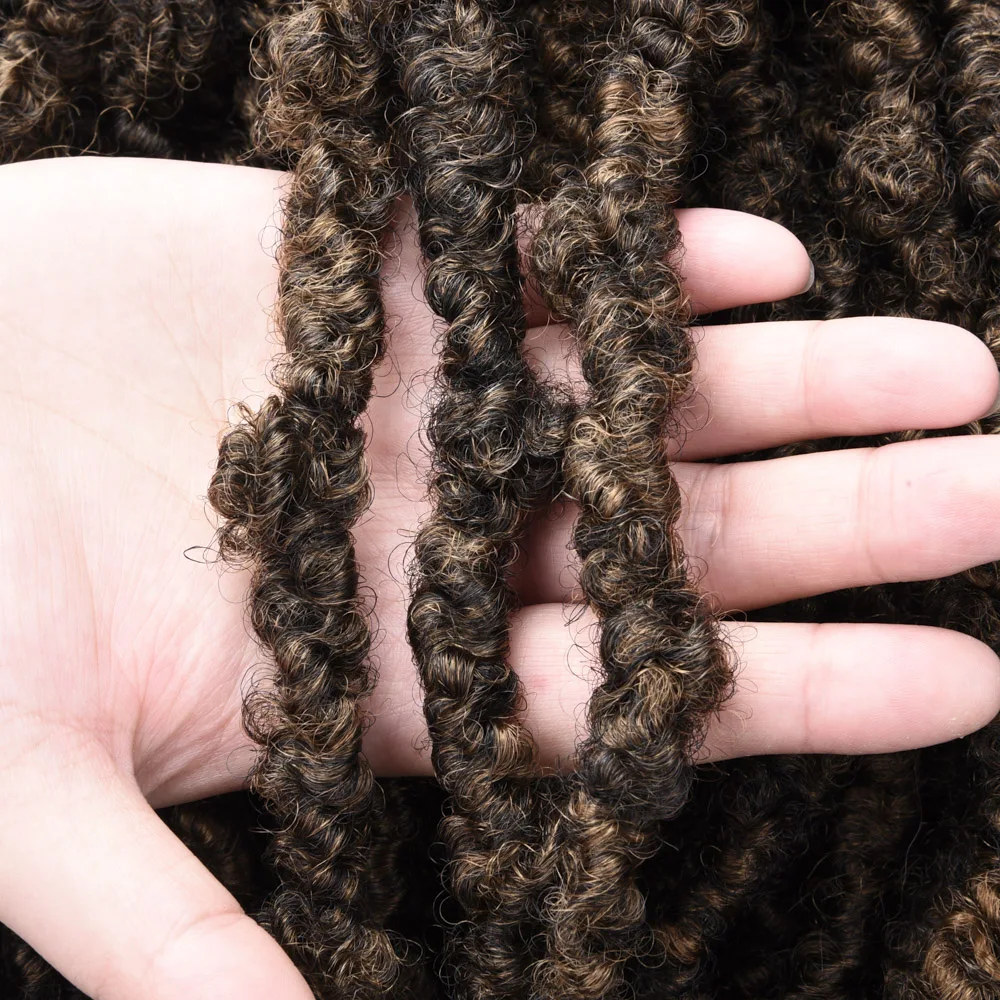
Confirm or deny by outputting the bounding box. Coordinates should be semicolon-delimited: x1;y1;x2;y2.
395;2;568;994
521;0;611;197
528;4;738;997
95;0;269;162
941;0;1000;375
697;0;819;325
779;754;921;999
206;2;408;995
0;0;108;161
0;0;277;164
819;0;970;324
773;0;860;320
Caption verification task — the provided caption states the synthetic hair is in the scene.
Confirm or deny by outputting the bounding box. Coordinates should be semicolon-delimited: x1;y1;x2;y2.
520;0;611;196
0;0;281;164
6;1;1000;999
203;1;419;995
526;4;739;996
395;2;568;996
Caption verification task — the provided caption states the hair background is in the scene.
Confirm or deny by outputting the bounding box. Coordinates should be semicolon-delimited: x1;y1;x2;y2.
1;1;1000;998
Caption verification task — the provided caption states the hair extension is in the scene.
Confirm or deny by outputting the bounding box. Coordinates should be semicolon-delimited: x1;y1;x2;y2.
768;0;862;321
205;2;409;996
940;0;1000;386
395;2;569;995
816;0;970;324
637;754;883;999
700;0;797;224
519;0;611;198
0;0;108;162
775;754;921;999
637;589;919;998
95;0;280;163
696;0;818;326
11;3;1000;999
0;0;279;164
526;5;742;997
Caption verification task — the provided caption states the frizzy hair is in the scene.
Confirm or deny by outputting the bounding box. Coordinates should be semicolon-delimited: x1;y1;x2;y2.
394;1;568;996
7;2;1000;999
206;1;408;995
0;0;280;164
524;5;741;997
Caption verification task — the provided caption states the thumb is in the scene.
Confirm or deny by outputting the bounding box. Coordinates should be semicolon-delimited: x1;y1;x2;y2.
0;730;312;1000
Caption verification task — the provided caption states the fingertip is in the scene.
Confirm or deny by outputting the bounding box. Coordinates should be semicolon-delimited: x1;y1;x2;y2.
829;319;1000;432
828;625;1000;752
969;331;1000;420
702;622;1000;761
673;208;813;313
905;322;1000;425
932;628;1000;741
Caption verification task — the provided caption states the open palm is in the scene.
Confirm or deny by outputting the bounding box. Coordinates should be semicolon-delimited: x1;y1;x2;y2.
0;156;997;1000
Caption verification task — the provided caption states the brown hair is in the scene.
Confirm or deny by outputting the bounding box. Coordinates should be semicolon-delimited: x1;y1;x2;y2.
3;2;1000;998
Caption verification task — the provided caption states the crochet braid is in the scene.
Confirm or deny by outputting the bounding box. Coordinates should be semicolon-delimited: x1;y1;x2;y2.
779;754;921;999
0;0;277;164
11;3;1000;999
96;0;278;163
0;0;106;161
206;2;407;996
701;0;797;224
521;0;611;198
395;2;567;995
942;0;1000;364
915;25;1000;992
699;0;815;325
528;4;738;997
773;0;860;320
818;0;969;325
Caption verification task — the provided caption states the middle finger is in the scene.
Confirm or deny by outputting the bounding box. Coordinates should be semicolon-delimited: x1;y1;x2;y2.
520;435;1000;611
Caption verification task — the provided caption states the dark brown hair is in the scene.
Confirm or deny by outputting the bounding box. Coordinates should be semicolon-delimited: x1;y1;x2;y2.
3;2;1000;998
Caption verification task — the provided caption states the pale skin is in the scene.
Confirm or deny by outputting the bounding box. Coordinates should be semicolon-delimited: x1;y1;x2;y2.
0;155;998;1000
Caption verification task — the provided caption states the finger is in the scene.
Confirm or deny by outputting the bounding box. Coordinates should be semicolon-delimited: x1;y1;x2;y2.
671;316;999;459
696;619;1000;761
520;436;1000;612
0;732;312;1000
360;608;1000;774
517;205;813;327
522;316;999;461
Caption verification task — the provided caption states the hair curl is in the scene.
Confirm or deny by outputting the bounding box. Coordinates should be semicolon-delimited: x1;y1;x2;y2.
5;2;1000;999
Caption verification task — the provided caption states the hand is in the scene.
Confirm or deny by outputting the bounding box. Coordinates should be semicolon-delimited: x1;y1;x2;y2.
0;155;996;1000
